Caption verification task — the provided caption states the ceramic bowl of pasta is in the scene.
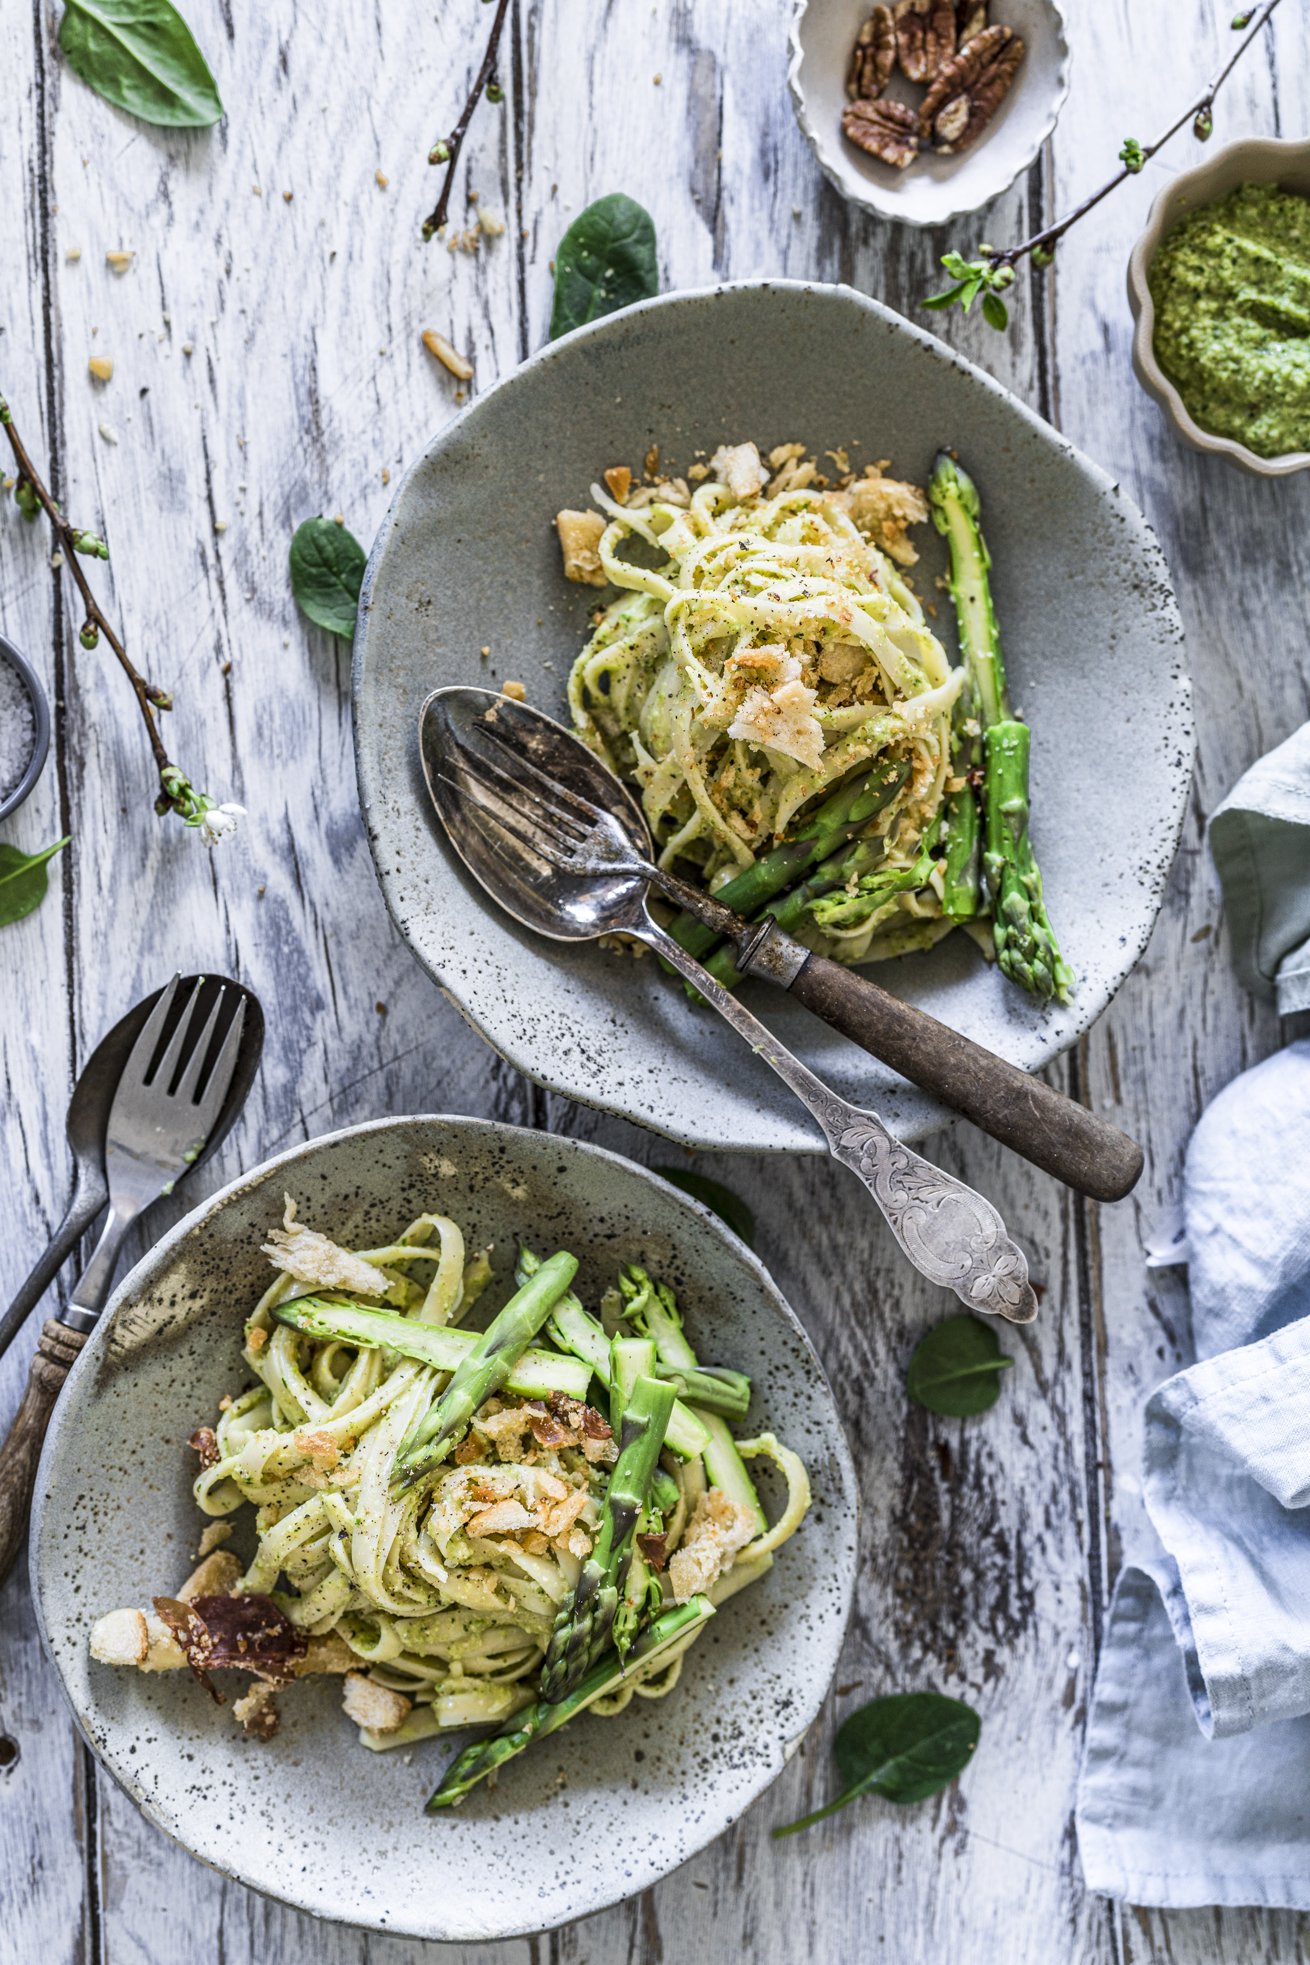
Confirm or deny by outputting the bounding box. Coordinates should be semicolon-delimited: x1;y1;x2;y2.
354;279;1192;1154
31;1115;857;1943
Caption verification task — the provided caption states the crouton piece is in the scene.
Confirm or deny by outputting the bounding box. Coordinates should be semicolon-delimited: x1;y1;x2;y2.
179;1549;242;1603
195;1521;233;1560
232;1681;280;1740
709;441;768;501
555;508;607;586
832;467;929;565
668;1487;758;1603
342;1672;413;1734
262;1194;388;1299
89;1607;149;1667
603;465;632;503
465;1498;536;1540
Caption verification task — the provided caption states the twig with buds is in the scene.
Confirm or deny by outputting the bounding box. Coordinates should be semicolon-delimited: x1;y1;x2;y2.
422;0;512;244
924;0;1286;328
0;392;243;843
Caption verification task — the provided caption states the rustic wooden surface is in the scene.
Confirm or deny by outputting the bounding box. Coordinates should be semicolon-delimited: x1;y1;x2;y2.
1;2;1307;1960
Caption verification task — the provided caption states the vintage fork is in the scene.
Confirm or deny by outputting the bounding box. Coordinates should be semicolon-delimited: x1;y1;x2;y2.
440;707;1144;1207
0;975;251;1583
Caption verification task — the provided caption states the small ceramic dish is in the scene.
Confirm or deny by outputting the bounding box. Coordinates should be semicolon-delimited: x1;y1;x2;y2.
31;1115;859;1943
1127;135;1310;478
0;632;51;821
788;0;1070;228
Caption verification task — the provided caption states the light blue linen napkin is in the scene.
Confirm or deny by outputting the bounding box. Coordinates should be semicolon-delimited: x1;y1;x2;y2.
1077;722;1310;1910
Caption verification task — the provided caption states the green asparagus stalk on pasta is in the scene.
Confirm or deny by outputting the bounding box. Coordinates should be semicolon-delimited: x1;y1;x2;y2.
272;1293;593;1401
608;1334;666;1660
806;817;941;934
516;1248;709;1460
941;678;982;922
539;1372;676;1701
391;1249;578;1487
426;1597;715;1809
699;831;891;989
619;1267;765;1531
928;452;1073;1004
667;754;910;962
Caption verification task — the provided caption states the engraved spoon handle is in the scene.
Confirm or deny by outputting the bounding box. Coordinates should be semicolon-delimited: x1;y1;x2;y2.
634;915;1038;1323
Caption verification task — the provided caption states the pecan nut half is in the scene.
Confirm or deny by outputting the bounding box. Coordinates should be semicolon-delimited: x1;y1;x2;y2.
846;5;898;100
893;0;957;84
841;95;922;170
919;23;1024;153
955;0;988;45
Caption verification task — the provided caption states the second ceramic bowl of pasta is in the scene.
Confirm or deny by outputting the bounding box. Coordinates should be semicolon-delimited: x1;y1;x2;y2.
31;1114;858;1943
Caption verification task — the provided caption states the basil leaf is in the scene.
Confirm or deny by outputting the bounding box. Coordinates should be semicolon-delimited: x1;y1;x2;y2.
60;0;223;130
549;194;658;340
653;1167;755;1248
289;517;367;642
0;837;70;928
775;1692;980;1836
906;1314;1011;1417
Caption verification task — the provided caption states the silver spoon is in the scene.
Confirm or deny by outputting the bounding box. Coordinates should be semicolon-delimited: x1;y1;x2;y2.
419;686;1038;1324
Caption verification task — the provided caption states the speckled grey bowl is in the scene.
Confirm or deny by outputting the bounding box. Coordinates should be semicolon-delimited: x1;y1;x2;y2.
1127;135;1310;477
354;280;1193;1153
30;1116;857;1943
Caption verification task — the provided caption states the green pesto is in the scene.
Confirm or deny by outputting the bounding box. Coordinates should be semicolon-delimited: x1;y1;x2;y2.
1149;183;1310;458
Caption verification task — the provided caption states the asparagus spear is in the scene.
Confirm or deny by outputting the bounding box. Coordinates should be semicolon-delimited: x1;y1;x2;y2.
609;1334;657;1434
651;1362;751;1421
517;1248;710;1459
427;1597;715;1809
619;1267;765;1531
539;1372;676;1702
272;1294;592;1402
700;828;894;990
928;452;1074;1003
941;674;982;922
806;818;941;934
668;754;910;961
391;1250;578;1487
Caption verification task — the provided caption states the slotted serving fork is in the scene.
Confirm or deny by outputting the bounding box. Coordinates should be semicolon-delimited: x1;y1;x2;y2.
0;974;254;1583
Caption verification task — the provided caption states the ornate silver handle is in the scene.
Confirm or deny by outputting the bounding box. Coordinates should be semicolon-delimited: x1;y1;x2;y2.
635;913;1038;1324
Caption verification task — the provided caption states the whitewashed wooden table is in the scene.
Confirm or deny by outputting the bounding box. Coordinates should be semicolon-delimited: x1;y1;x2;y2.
2;3;1307;1959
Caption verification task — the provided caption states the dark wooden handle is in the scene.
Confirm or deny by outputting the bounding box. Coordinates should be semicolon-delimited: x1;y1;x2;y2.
789;954;1143;1202
0;1320;88;1586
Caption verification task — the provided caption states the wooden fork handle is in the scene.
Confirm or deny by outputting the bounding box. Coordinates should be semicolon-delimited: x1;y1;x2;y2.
0;1320;88;1587
788;953;1143;1203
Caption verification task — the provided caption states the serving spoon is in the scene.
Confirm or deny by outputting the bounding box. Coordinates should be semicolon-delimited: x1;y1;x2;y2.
420;686;1039;1324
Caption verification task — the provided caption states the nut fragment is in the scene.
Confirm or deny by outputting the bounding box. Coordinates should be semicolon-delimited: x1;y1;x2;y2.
421;328;474;380
893;0;956;83
841;95;921;170
87;356;113;383
919;23;1023;152
846;6;897;100
955;0;988;43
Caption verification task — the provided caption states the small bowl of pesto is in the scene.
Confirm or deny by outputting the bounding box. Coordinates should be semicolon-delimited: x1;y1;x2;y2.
1128;136;1310;477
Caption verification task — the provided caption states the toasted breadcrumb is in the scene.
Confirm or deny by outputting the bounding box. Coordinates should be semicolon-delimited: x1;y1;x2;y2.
343;1672;413;1734
179;1549;242;1603
668;1488;757;1603
831;465;929;565
196;1521;233;1560
233;1681;281;1740
709;441;768;500
555;508;607;586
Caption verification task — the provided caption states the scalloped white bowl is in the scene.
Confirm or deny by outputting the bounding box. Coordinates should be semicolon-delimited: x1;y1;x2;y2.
788;0;1070;228
1127;135;1310;478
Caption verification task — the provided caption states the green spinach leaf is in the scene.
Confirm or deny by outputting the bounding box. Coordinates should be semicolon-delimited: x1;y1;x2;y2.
60;0;223;129
550;194;658;340
290;517;367;642
906;1313;1011;1417
653;1167;755;1248
0;837;70;928
774;1691;980;1837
